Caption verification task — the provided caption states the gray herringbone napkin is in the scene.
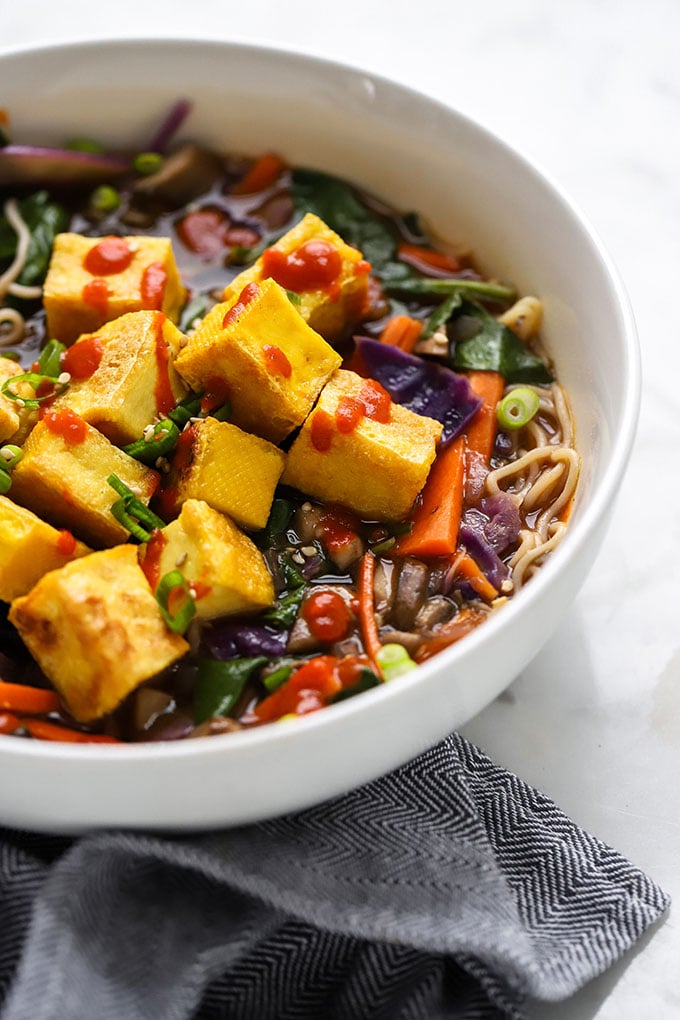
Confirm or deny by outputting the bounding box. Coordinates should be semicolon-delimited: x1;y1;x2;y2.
0;733;670;1019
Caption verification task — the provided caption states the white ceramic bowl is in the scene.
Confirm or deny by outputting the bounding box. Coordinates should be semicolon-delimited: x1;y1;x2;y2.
0;38;639;833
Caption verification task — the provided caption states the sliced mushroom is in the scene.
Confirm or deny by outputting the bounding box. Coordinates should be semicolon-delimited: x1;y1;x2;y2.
132;145;224;208
388;559;429;631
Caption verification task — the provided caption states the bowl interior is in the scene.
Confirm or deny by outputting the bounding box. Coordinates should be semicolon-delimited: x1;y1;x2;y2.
0;39;639;831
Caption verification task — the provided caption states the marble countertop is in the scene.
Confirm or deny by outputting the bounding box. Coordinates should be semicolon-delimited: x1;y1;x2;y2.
1;1;678;1015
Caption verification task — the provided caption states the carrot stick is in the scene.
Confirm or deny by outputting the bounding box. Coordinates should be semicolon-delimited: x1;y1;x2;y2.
231;153;286;195
464;370;505;502
379;314;423;352
357;552;383;676
21;719;122;744
0;680;61;715
396;437;466;559
0;712;21;735
398;242;461;274
451;551;498;602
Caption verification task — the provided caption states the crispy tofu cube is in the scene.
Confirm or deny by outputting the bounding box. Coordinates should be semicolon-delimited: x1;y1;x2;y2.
0;496;91;602
162;417;285;530
0;357;31;443
141;499;274;620
10;415;159;548
222;213;370;341
175;278;341;443
44;233;186;344
9;545;188;722
52;310;188;445
283;369;442;520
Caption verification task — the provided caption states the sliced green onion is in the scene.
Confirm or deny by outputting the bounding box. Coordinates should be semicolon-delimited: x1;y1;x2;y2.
37;339;66;378
210;400;231;423
1;372;69;408
0;351;20;362
375;643;418;682
262;664;294;694
496;387;540;430
123;419;180;464
168;393;202;428
370;536;396;555
107;473;166;541
286;289;302;306
0;468;12;494
90;185;121;213
179;294;212;333
155;570;196;634
133;151;164;176
66;138;105;154
0;445;23;470
110;498;155;542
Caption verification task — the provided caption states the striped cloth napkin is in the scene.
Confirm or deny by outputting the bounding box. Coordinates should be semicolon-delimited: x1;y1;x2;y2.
0;733;670;1019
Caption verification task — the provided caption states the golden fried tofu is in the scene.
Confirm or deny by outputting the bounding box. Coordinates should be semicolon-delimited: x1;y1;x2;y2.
44;233;185;344
9;545;188;722
222;213;370;341
283;369;442;520
161;417;285;530
175;278;341;443
0;495;91;602
10;413;159;548
52;310;188;445
0;357;29;443
140;499;274;620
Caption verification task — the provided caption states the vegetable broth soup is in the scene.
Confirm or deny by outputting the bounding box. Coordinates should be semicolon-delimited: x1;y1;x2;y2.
0;103;579;744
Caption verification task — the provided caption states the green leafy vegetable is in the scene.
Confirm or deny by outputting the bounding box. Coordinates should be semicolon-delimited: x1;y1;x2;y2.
194;657;267;723
291;168;398;269
1;371;69;408
330;667;381;703
450;301;553;384
37;339;66;378
384;276;516;305
258;497;294;548
422;291;463;340
179;293;212;333
0;191;68;293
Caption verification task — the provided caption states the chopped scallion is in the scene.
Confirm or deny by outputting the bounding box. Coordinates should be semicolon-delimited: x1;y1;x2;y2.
90;185;121;213
375;643;418;682
0;468;11;494
133;151;164;176
155;570;196;634
496;387;540;430
0;445;23;470
37;339;66;378
0;371;69;408
123;419;180;464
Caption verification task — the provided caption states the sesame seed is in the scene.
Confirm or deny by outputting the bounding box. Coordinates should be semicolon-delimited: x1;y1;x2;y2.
57;372;71;384
175;552;188;567
301;502;312;511
155;456;170;473
0;448;14;462
501;579;514;594
301;545;317;557
291;551;305;565
143;424;155;442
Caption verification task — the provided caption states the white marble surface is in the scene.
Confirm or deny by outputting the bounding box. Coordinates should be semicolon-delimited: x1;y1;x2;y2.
1;1;678;1016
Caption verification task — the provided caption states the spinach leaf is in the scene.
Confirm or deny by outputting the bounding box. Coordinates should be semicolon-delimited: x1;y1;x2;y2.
291;168;398;270
422;291;463;340
262;588;305;629
450;300;553;384
194;656;267;723
330;668;382;703
179;292;212;333
384;275;516;305
0;191;68;292
258;497;294;549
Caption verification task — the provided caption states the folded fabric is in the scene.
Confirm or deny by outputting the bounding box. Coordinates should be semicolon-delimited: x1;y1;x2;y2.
0;733;670;1020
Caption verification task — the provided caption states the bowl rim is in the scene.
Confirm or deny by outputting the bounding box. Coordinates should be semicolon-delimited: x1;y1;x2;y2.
0;35;641;767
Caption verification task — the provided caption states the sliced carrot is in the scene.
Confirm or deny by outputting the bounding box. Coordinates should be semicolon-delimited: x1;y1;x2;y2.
379;314;423;352
0;712;21;735
395;437;466;559
357;552;383;676
451;551;498;602
231;153;286;195
398;242;461;274
464;370;505;502
0;680;62;715
21;719;122;744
